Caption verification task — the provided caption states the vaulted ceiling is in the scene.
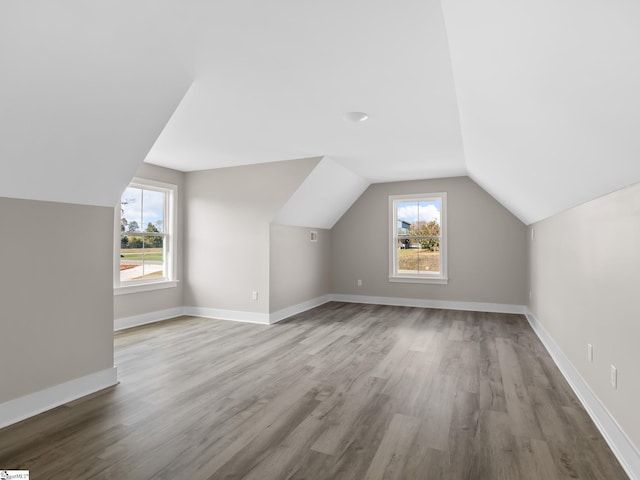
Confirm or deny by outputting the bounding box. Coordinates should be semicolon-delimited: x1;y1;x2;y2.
2;0;639;225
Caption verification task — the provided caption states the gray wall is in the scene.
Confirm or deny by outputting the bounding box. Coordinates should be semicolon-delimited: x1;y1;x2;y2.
529;181;640;452
0;197;114;403
331;176;528;305
114;163;185;319
184;158;318;313
269;225;331;312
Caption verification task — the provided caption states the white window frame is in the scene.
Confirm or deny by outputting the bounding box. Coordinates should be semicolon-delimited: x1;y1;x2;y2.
389;192;448;284
114;177;178;295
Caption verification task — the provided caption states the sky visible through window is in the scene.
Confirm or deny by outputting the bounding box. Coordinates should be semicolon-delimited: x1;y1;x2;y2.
396;199;441;227
121;186;165;232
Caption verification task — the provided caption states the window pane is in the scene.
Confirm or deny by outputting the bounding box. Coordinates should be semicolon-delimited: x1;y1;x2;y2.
120;236;165;282
417;200;441;232
397;238;440;275
418;238;440;274
396;201;418;235
120;236;142;282
121;186;142;233
142;189;165;233
397;241;419;273
139;238;165;280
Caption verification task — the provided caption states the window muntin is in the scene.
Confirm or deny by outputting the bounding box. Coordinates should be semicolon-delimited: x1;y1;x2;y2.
116;179;176;290
389;193;447;284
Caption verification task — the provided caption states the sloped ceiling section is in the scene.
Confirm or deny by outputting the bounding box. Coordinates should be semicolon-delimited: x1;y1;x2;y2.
0;1;193;207
145;0;467;183
4;0;639;225
272;157;369;229
441;0;640;225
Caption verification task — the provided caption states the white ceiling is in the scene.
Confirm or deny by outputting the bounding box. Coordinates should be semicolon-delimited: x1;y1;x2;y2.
146;0;467;184
2;0;640;224
0;1;192;207
442;0;640;224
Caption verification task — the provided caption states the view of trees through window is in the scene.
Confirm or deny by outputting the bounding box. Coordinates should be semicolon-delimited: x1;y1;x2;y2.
120;185;166;282
395;198;442;275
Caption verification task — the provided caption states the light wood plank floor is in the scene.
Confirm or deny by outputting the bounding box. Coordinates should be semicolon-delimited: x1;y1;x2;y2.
0;302;629;479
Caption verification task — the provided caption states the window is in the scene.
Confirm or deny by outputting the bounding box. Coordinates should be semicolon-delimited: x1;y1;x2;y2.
115;178;177;294
389;193;447;284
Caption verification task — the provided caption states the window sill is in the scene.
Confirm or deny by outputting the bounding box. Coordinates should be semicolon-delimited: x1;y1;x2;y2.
114;280;179;296
388;275;448;285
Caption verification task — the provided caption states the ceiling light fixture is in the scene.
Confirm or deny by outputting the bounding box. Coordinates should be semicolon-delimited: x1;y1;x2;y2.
345;111;369;123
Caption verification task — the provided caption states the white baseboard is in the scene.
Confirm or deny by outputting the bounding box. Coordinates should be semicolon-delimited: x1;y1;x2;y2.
0;367;118;430
120;296;332;328
183;306;270;325
269;295;332;324
114;307;186;331
330;294;526;315
525;310;640;480
115;295;526;331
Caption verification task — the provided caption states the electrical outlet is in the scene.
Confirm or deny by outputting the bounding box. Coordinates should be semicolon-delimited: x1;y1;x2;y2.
610;365;617;389
587;344;593;363
252;291;258;301
357;279;362;287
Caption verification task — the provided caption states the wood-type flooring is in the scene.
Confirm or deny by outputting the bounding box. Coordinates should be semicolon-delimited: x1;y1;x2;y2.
0;302;629;479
